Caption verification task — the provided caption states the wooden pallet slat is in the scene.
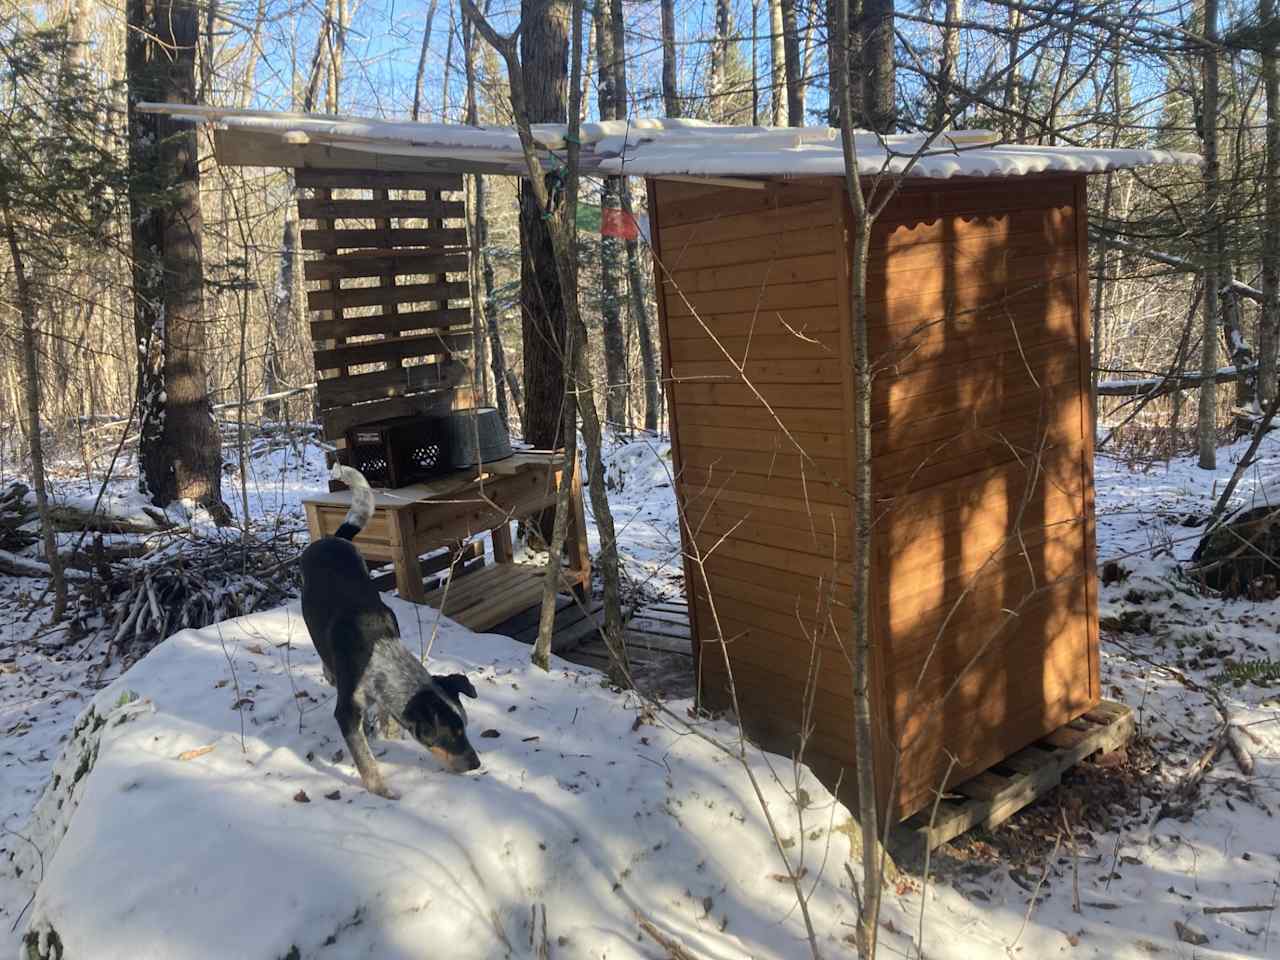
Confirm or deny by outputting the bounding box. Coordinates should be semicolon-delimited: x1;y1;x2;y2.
311;306;473;341
548;602;605;654
303;226;469;251
298;197;466;221
294;168;464;192
509;595;579;643
313;329;471;371
625;631;694;656
892;700;1135;858
321;393;458;440
307;279;470;313
304;252;469;282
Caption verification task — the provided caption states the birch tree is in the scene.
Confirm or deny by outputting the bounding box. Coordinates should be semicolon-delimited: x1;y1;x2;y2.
1199;0;1223;469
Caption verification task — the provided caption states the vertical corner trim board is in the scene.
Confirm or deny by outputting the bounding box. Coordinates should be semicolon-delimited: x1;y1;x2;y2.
650;174;1101;823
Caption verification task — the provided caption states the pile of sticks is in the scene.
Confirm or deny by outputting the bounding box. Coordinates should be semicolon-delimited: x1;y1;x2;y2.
102;535;299;666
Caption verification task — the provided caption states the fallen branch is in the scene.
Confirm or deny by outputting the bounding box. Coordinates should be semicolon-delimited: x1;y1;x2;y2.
636;915;707;960
1204;904;1275;915
1226;725;1256;776
1090;230;1264;303
1097;365;1257;398
45;501;170;535
0;548;90;580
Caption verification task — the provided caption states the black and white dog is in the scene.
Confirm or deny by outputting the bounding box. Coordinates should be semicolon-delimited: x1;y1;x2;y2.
300;463;481;799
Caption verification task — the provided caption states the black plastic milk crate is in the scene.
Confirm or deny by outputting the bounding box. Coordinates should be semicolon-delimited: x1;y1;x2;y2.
343;416;450;488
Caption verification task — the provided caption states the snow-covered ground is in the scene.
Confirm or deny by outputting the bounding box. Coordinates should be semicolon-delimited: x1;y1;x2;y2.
3;432;1280;958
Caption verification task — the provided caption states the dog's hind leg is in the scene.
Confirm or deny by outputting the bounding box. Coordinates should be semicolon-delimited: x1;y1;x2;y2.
334;686;398;800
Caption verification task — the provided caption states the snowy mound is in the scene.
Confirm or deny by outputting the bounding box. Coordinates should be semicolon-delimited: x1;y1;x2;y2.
15;600;863;959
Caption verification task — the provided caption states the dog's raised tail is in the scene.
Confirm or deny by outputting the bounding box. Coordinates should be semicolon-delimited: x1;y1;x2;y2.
330;463;375;540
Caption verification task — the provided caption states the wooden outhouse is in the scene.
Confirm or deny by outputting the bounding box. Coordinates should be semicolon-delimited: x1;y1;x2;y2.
145;105;1195;826
616;129;1194;824
648;174;1096;822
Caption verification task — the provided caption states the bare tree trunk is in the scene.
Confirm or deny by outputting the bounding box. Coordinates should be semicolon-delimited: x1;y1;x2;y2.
533;384;578;672
1261;0;1280;405
595;0;629;431
933;0;962;129
769;0;786;123
126;0;229;523
475;171;512;426
860;0;895;131
1091;170;1112;421
239;0;267;108
1221;279;1255;411
263;175;298;420
325;0;349;114
827;0;862;124
660;0;680;116
442;4;456;119
462;4;496;411
518;0;570;457
1199;0;1221;469
831;1;883;952
1003;3;1023;138
265;12;329;422
710;0;730;119
622;188;659;431
2;198;66;621
799;0;819;119
464;0;629;680
603;0;658;430
751;0;761;125
780;0;803;125
411;0;441;122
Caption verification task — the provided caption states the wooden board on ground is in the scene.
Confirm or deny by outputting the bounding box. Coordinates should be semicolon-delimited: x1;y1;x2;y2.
890;700;1135;860
625;600;693;656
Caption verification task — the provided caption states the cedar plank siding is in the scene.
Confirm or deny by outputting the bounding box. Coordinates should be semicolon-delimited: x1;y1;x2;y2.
647;174;1099;824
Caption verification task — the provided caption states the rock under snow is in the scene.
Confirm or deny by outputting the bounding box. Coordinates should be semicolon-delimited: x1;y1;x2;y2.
14;602;863;960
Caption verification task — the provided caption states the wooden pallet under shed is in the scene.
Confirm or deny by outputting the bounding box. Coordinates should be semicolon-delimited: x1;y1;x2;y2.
892;700;1135;859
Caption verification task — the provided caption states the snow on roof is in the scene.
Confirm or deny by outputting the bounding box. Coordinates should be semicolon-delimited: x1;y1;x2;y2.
141;103;1201;180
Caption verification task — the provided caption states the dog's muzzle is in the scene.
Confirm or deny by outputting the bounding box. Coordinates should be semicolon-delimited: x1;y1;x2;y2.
431;746;481;773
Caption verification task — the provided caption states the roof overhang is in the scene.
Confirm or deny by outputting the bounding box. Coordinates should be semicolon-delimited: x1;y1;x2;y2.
141;103;1203;183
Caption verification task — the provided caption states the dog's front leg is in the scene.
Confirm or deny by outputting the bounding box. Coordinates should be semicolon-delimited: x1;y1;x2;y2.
334;690;399;800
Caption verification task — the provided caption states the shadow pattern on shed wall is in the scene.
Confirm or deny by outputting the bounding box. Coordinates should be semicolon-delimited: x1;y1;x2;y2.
649;174;1099;824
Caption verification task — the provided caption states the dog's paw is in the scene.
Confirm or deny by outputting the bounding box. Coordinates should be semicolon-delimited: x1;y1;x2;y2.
369;782;400;801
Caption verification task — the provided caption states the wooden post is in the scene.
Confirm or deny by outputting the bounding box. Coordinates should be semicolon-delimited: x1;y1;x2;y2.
491;521;514;563
564;454;591;600
304;502;323;542
389;507;427;603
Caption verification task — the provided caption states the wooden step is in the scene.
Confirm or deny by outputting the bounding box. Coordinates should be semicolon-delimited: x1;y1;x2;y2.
422;563;576;633
891;699;1135;860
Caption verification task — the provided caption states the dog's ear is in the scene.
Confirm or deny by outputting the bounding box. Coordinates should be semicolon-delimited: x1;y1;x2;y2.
440;673;478;700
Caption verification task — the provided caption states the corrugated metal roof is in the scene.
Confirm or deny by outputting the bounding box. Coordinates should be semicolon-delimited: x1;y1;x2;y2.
140;104;1202;180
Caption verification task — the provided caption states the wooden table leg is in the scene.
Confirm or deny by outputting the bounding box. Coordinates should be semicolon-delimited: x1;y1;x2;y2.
389;508;427;604
564;456;591;600
490;521;514;564
304;502;323;541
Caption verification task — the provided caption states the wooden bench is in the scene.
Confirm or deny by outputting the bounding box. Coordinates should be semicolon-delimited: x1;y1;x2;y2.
302;450;590;630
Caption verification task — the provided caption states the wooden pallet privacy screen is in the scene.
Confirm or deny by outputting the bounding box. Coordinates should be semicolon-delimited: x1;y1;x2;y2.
297;168;475;446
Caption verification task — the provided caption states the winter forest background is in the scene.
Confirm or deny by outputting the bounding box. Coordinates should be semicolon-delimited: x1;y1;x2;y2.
0;0;1273;485
4;0;1280;956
